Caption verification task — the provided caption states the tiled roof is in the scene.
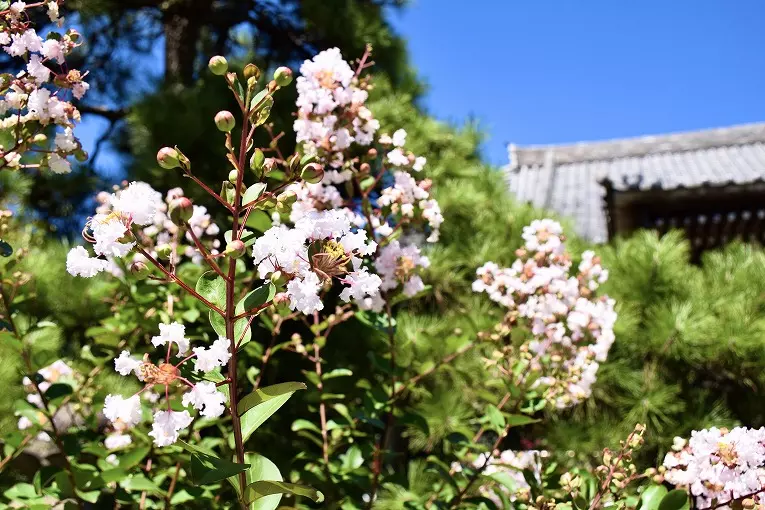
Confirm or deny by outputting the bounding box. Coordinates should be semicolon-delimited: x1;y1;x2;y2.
504;123;765;243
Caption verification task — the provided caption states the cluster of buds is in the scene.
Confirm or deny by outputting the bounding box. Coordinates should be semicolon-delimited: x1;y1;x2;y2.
472;219;616;408
0;1;88;173
662;426;765;509
103;322;231;447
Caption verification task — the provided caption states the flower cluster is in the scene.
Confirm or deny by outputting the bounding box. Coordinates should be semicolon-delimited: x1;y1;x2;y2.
252;209;381;314
459;449;546;504
0;0;88;173
66;181;215;278
472;219;616;407
268;48;442;315
293;47;378;177
95;183;221;266
17;359;76;442
103;322;230;447
663;427;765;509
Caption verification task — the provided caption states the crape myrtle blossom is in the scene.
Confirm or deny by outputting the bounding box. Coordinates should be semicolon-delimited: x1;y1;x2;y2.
67;181;219;278
0;0;89;173
252;209;381;314
453;449;546;505
472;219;617;408
663;427;765;509
103;323;231;447
21;359;74;408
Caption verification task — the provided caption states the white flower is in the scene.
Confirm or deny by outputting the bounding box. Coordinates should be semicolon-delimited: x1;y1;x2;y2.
54;128;78;152
41;39;65;64
192;337;231;373
48;153;71;174
286;272;324;314
181;382;226;418
105;454;118;466
26;54;50;85
91;214;134;257
114;351;142;377
386;149;409;167
392;129;407;147
111;181;163;226
9;2;26;16
339;268;382;303
151;322;190;356
66;246;108;277
103;394;142;427
413;156;426;172
105;432;132;450
148;410;193;447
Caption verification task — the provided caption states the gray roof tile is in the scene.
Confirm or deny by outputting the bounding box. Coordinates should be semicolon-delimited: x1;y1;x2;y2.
504;123;765;243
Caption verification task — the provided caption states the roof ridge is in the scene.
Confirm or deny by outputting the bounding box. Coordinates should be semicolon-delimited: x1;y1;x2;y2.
508;122;765;169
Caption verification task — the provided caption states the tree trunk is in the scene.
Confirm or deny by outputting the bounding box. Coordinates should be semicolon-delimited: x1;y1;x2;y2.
163;0;212;85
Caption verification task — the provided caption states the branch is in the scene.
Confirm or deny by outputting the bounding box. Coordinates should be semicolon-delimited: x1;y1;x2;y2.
78;104;129;121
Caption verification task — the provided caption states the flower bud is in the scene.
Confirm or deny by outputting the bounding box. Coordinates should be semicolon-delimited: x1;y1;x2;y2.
250;148;265;173
208;56;228;75
32;134;47;144
243;63;261;81
156;244;173;260
169;197;193;224
274;292;290;306
276;191;297;214
270;271;289;287
273;66;293;86
301;163;324;184
214;110;235;132
157;147;181;170
129;261;151;280
224;239;246;259
75;150;88;162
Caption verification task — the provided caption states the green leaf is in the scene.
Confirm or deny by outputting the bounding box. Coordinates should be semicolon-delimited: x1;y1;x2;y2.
340;445;364;471
43;383;73;401
239;383;305;443
209;289;252;347
291;419;321;434
0;239;12;257
238;283;276;316
121;474;161;493
243;183;267;206
640;485;668;510
659;490;689;510
486;404;506;430
190;453;249;486
238;382;306;416
246;210;273;232
244;481;323;504
323;368;353;379
229;453;282;510
505;414;539;428
195;271;226;307
119;446;150;470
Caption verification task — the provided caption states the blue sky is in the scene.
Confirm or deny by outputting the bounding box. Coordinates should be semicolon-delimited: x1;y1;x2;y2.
388;0;765;165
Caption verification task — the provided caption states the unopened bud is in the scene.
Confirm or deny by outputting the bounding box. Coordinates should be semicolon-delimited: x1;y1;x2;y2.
169;197;193;224
214;110;235;132
225;239;246;258
367;148;378;157
156;244;173;260
276;191;297;214
250;148;265;173
129;261;150;279
274;292;290;305
243;63;261;81
273;66;293;86
75;150;88;162
228;169;239;184
32;134;47;144
157;147;181;170
270;271;289;287
208;56;228;76
359;162;371;174
301;163;324;184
